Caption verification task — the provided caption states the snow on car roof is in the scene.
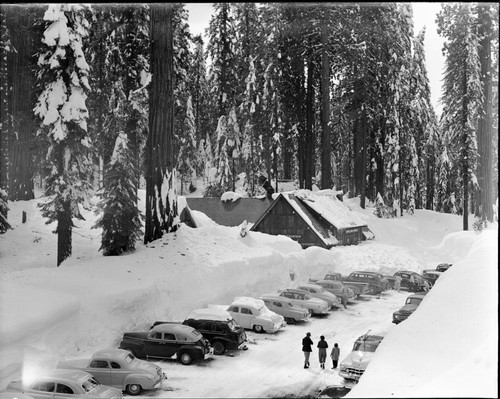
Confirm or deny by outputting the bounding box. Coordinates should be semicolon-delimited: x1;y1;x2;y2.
231;296;266;309
185;308;233;321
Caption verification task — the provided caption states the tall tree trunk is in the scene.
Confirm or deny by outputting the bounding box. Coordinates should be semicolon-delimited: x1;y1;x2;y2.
477;5;494;222
425;147;435;209
145;3;177;244
360;108;367;209
305;56;314;190
7;7;36;201
0;7;9;203
462;64;469;231
320;14;331;189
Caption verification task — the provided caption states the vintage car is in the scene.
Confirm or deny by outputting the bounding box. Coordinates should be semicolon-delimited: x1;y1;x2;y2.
227;296;285;333
259;294;311;324
393;270;428;292
277;288;330;315
343;271;389;294
311;273;370;297
392;293;426;324
295;283;341;308
339;333;384;381
436;263;453;272
119;323;211;365
5;369;122;399
57;348;165;396
422;269;442;286
0;392;35;399
182;308;248;355
313;280;356;301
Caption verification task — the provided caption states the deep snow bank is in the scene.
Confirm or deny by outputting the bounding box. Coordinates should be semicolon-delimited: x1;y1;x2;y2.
347;226;498;398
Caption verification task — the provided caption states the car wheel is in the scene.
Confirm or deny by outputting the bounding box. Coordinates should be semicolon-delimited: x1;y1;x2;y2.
126;384;142;396
213;341;226;355
253;325;264;333
285;317;295;325
179;352;193;365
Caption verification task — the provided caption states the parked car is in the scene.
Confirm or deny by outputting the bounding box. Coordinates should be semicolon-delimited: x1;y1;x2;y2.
259;294;311;324
5;369;122;399
310;273;370;297
295;283;341;308
277;288;330;315
436;263;453;272
119;323;211;365
339;333;384;381
393;270;428;292
56;348;165;396
182;308;248;355
392;293;426;324
227;296;285;333
343;271;389;294
422;269;442;286
313;280;356;301
0;392;35;399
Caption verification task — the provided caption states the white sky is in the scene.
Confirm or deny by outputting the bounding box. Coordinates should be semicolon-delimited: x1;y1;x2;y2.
185;2;445;116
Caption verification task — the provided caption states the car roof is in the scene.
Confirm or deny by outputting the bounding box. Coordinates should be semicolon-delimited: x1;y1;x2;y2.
282;288;308;294
38;369;92;383
261;294;287;300
231;296;265;308
353;271;382;275
150;323;197;335
317;279;341;285
186;308;232;321
407;293;426;300
92;348;130;360
297;283;322;289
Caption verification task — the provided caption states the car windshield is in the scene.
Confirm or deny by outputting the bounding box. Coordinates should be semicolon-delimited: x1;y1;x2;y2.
125;353;135;364
353;340;380;352
82;377;99;392
227;319;238;331
406;297;422;305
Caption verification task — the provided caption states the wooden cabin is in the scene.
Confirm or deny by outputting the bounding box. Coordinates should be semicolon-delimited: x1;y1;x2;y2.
250;192;374;248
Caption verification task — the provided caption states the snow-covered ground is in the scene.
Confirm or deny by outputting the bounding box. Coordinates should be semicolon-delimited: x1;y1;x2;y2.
0;187;497;398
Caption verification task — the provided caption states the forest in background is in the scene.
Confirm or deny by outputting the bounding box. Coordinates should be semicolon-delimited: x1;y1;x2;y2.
0;3;498;265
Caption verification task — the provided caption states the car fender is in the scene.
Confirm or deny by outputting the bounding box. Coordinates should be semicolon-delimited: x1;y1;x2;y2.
123;373;157;390
177;344;204;357
119;342;146;359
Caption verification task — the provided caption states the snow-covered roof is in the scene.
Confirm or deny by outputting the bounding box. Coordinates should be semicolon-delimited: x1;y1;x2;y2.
279;194;339;247
232;296;265;309
293;189;367;229
185;308;233;322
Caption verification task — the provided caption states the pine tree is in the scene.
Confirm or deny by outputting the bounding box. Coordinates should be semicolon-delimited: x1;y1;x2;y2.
438;3;482;230
34;4;92;266
94;132;142;255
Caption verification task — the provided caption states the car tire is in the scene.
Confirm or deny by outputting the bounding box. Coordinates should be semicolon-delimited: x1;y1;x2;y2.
285;317;295;325
253;325;264;333
126;384;142;396
213;341;226;355
179;352;193;365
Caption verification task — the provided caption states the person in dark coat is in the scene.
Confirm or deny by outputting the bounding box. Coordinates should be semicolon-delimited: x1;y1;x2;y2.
302;332;313;368
331;343;340;369
317;335;329;369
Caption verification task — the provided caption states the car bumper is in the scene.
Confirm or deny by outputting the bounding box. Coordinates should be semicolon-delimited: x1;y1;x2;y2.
267;320;286;333
313;308;330;315
153;372;168;389
339;369;363;381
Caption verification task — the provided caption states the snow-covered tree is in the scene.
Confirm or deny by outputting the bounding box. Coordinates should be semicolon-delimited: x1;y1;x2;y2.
438;3;482;230
94;132;143;255
34;4;92;266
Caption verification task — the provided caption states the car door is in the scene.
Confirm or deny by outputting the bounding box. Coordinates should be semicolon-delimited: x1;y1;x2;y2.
87;359;111;386
109;361;128;389
238;307;253;329
145;331;175;359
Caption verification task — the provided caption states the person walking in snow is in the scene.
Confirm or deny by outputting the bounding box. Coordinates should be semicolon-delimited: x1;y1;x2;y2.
331;343;340;369
340;285;349;309
317;335;328;369
394;275;402;292
302;332;313;368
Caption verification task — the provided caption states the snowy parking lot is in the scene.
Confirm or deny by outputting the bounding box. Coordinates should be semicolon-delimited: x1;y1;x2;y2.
142;290;409;398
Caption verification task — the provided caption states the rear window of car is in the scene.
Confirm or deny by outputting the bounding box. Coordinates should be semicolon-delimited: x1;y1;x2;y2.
82;378;99;393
